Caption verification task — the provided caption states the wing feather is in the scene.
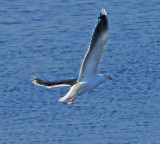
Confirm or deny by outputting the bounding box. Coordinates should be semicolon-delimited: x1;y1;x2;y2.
78;9;109;81
32;78;77;88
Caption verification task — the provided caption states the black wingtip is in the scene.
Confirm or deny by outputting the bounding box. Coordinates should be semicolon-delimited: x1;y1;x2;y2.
32;77;78;87
32;77;38;82
98;9;107;20
32;77;36;81
32;77;39;85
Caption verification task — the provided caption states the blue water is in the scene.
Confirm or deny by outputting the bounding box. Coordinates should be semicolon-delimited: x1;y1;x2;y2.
0;0;160;144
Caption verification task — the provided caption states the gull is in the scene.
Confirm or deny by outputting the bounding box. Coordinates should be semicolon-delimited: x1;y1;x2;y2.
32;9;112;104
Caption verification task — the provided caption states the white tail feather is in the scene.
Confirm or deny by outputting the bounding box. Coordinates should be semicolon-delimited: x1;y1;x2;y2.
58;96;68;102
58;89;75;102
58;83;80;102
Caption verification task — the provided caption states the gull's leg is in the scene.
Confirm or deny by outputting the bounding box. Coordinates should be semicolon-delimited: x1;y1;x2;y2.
67;96;76;104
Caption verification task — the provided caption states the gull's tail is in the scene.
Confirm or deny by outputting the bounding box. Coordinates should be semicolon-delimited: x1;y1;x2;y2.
58;83;80;102
32;77;77;88
58;87;76;102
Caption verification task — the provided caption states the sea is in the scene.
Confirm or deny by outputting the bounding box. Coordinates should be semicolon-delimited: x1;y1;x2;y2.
0;0;160;144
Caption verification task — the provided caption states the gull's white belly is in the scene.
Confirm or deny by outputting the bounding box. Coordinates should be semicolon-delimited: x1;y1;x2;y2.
78;80;104;94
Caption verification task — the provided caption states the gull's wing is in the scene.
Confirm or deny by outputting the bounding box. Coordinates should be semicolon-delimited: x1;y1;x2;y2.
32;77;77;88
78;9;109;80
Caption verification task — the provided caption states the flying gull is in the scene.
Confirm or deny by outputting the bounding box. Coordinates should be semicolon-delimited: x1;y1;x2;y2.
32;9;112;104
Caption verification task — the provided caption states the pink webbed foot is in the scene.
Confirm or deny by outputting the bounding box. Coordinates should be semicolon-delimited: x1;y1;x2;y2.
67;96;76;104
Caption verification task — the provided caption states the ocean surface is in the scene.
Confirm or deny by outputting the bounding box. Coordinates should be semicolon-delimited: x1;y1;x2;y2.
0;0;160;144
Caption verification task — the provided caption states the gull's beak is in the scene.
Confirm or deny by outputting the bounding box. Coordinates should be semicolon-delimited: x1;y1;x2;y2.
108;76;113;80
